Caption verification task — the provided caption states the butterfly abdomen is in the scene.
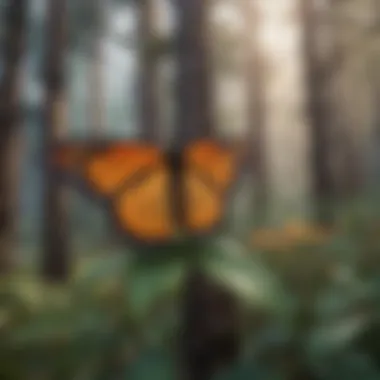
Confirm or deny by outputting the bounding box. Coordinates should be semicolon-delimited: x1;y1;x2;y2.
166;150;186;230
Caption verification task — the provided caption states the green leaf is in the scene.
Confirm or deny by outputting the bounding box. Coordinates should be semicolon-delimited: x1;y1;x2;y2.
75;254;130;285
126;258;187;323
201;237;294;318
317;352;380;380
126;348;175;380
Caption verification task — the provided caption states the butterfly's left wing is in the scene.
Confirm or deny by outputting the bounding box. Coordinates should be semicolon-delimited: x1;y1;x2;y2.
53;141;177;244
54;141;161;196
112;159;177;243
182;140;239;234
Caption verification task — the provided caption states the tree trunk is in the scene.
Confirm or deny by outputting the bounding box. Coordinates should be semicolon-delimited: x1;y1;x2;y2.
0;0;26;274
87;0;106;136
178;269;240;380
255;0;312;225
41;0;70;281
174;1;240;379
301;0;336;224
241;0;267;227
137;0;160;142
175;0;215;142
326;0;375;198
244;0;265;180
86;0;116;249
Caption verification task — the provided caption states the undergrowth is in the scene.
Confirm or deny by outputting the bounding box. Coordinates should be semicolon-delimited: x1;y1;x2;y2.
1;199;380;379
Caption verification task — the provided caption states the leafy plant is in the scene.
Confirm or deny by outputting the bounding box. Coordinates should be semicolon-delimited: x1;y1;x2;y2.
3;198;380;379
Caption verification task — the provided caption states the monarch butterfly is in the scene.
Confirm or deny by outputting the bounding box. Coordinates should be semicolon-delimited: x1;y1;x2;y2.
53;139;242;245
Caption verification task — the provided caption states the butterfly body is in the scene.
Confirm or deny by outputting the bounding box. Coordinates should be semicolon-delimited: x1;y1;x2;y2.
165;149;186;231
53;139;240;246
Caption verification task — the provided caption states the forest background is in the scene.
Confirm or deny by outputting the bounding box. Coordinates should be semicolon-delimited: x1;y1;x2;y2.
2;0;380;379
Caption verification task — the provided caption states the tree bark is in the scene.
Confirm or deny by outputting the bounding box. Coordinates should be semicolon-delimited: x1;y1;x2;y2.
242;0;267;225
301;0;336;224
41;0;70;281
0;0;26;273
174;0;215;142
178;269;240;380
137;0;160;142
86;0;117;249
174;1;240;379
87;0;106;136
326;0;375;198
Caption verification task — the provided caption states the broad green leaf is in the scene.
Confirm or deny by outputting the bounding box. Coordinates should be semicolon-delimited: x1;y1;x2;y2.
126;348;175;380
126;258;187;323
201;238;294;318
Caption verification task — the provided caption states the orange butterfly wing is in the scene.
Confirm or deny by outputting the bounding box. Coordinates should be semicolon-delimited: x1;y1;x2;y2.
54;142;175;242
54;142;162;195
54;139;239;242
183;140;238;232
113;161;176;242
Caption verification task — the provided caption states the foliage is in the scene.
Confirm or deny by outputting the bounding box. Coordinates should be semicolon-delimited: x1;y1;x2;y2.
0;254;179;380
0;237;283;379
2;199;380;379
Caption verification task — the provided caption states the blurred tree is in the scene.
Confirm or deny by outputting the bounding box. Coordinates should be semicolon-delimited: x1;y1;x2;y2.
137;0;160;141
328;0;380;196
68;0;97;51
86;0;106;135
173;1;241;379
174;0;215;141
179;269;241;380
207;0;257;233
0;0;26;273
254;0;312;225
84;0;116;248
242;0;266;223
301;0;336;224
41;0;71;281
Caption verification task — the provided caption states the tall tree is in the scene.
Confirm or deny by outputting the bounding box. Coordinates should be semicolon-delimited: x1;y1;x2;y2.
254;0;312;225
175;0;215;141
0;0;26;273
301;0;336;223
327;0;378;197
241;0;266;226
174;1;240;380
137;0;160;141
85;0;113;248
179;269;240;380
41;0;70;281
87;0;106;136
